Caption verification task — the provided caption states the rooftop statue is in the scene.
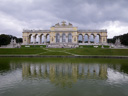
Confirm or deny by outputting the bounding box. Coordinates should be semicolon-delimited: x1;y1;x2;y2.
68;23;73;27
55;23;60;27
61;21;66;26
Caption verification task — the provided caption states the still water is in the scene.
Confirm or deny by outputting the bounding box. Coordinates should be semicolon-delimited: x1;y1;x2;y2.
0;58;128;96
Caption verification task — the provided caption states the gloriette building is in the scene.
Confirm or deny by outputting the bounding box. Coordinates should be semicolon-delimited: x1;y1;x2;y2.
22;21;107;48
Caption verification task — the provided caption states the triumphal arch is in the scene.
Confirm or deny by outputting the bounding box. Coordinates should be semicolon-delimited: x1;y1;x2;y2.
22;21;107;48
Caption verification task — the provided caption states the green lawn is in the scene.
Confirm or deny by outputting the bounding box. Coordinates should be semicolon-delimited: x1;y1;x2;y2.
0;48;47;55
0;45;128;56
67;48;128;56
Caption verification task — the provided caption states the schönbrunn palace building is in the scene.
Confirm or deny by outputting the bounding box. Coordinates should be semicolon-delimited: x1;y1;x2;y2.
22;21;107;48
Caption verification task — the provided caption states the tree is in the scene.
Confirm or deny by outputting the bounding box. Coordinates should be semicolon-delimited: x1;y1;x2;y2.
0;34;11;46
107;33;128;46
17;38;23;43
0;34;23;46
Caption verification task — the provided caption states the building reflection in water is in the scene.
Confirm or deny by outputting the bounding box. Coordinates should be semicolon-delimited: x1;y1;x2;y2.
22;63;108;88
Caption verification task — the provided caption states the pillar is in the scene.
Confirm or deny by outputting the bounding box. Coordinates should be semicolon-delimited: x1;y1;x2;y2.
105;36;107;43
23;36;26;45
88;35;90;43
94;36;96;44
54;36;56;43
66;36;68;43
44;36;46;44
38;36;41;44
71;35;72;43
60;36;62;43
40;36;42;44
38;36;40;44
82;35;84;43
100;36;103;44
28;37;31;44
33;36;36;44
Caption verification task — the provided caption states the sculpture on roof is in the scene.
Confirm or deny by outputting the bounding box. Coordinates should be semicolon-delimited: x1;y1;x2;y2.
55;23;60;27
61;21;66;26
68;23;73;26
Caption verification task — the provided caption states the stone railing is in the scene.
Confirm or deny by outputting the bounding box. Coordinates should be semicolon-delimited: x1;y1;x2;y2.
78;29;107;32
23;29;50;33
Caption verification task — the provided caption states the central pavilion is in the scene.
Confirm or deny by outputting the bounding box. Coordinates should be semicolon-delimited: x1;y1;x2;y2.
22;21;107;48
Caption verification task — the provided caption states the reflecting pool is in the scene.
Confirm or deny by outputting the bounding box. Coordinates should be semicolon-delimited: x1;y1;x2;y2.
0;58;128;96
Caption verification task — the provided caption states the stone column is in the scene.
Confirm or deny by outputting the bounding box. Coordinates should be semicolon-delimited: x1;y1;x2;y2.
100;36;102;44
70;35;73;43
77;36;79;43
82;36;84;43
94;36;96;44
33;36;36;44
66;36;68;43
44;36;46;44
60;36;62;43
54;36;56;43
105;36;107;43
23;36;29;45
88;35;90;43
40;36;42;44
38;36;41;44
28;37;31;44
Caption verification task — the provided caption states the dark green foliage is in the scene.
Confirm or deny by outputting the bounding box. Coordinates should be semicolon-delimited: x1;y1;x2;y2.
107;33;128;45
120;33;128;45
107;39;114;43
0;34;23;46
16;38;23;43
0;34;11;46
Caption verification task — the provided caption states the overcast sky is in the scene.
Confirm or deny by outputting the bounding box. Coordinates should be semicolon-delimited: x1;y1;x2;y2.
0;0;128;38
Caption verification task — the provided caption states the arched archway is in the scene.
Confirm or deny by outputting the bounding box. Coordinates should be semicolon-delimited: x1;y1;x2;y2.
62;33;66;43
28;34;32;44
35;34;39;44
46;34;50;43
31;34;38;44
84;34;89;43
56;33;60;43
95;34;101;43
39;34;44;44
90;34;95;43
78;34;83;43
68;33;72;43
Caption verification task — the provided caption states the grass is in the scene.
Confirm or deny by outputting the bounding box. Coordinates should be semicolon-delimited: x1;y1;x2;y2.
0;48;47;55
0;45;128;56
67;48;128;56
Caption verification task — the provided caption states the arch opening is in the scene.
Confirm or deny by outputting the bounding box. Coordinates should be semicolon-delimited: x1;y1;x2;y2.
28;34;32;44
90;34;94;43
46;34;50;43
62;33;66;43
68;33;72;43
95;34;100;43
78;34;83;43
35;34;39;44
56;33;60;43
39;34;45;44
84;34;88;43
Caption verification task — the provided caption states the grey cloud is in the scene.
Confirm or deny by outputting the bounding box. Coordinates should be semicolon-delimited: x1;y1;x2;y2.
0;0;128;38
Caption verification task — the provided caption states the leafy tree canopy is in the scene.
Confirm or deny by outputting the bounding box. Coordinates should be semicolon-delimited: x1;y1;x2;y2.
107;33;128;45
0;34;22;46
